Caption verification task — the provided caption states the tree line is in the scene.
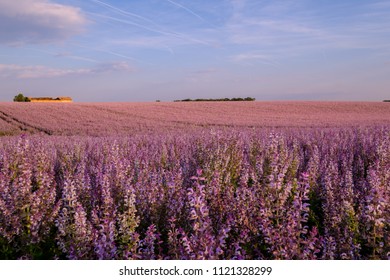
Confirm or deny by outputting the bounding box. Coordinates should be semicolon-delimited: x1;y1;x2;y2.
174;97;256;102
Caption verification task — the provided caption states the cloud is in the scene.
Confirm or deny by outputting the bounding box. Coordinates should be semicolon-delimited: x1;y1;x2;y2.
92;61;133;73
0;62;133;79
231;52;280;67
232;53;273;61
54;52;98;63
226;0;390;57
0;0;87;45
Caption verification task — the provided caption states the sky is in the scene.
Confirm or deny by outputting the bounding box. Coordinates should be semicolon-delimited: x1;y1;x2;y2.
0;0;389;102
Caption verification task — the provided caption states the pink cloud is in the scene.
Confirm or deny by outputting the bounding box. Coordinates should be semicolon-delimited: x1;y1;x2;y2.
0;0;87;45
0;62;134;79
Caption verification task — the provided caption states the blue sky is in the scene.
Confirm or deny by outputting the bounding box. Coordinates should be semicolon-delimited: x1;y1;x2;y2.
0;0;389;102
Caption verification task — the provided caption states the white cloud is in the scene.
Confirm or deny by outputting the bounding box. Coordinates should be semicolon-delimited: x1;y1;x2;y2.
0;0;87;45
0;62;133;79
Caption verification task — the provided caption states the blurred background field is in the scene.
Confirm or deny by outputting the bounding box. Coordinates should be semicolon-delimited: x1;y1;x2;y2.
0;101;389;136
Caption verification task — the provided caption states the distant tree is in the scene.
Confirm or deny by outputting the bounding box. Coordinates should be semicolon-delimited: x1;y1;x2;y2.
383;100;390;102
13;93;28;102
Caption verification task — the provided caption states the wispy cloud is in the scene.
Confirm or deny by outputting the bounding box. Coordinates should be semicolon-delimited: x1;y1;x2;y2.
0;61;133;79
226;2;325;46
111;37;175;55
25;47;98;63
0;0;87;45
186;68;220;82
366;0;390;9
226;0;390;57
54;52;98;63
243;19;321;35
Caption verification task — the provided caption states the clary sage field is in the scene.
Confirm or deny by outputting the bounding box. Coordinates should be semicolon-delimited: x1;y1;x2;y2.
0;126;388;260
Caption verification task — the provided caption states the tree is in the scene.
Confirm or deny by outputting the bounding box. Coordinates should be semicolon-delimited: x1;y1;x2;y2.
13;93;28;102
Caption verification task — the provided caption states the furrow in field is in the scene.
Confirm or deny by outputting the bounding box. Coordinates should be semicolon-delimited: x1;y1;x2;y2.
80;104;219;129
0;109;52;135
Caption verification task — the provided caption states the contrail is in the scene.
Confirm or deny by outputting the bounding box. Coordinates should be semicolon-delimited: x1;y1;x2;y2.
70;42;148;64
89;1;182;49
89;1;214;46
89;12;164;33
166;0;206;22
88;12;211;46
88;12;175;37
25;47;98;63
90;0;156;25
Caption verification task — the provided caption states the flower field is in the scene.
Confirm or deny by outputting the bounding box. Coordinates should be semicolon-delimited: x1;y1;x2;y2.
0;102;389;259
0;101;389;136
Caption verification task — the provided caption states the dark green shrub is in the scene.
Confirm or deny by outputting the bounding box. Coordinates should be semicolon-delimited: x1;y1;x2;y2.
13;93;28;102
